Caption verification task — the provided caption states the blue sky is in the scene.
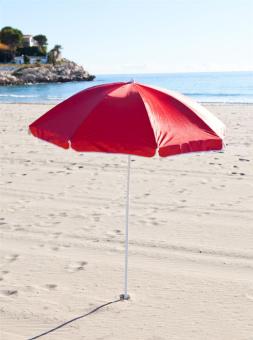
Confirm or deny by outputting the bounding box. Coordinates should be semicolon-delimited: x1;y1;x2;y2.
0;0;252;74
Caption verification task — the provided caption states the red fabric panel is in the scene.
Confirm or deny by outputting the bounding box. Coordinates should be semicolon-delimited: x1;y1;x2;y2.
136;84;222;156
29;82;125;148
29;126;69;149
159;138;223;157
71;83;157;156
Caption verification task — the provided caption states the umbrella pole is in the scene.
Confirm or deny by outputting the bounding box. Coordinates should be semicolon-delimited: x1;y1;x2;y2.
121;154;131;300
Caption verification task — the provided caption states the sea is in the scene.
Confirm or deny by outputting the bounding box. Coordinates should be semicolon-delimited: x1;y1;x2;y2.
0;71;252;104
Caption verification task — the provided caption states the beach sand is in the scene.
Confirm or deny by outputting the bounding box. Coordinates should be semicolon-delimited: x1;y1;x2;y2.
0;103;253;340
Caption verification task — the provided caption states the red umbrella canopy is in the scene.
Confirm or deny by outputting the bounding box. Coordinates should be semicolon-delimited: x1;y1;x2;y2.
29;82;225;157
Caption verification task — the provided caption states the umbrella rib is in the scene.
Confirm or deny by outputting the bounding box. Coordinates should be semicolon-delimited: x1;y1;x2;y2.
134;84;160;153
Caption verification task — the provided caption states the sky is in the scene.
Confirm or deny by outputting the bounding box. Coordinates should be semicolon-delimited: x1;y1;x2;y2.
0;0;252;74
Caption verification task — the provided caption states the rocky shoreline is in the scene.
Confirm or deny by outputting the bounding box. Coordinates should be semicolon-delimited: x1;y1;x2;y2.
0;60;95;85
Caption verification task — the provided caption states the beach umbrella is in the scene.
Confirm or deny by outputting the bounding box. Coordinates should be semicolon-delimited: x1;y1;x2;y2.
29;81;225;300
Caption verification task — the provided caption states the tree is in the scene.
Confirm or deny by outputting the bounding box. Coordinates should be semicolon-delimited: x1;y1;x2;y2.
54;45;62;59
16;46;46;57
33;34;47;49
33;34;47;47
0;51;12;63
0;26;23;56
23;55;30;64
48;45;62;65
47;49;55;65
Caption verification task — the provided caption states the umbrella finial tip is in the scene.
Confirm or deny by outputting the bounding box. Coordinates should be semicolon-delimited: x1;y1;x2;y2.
128;78;135;84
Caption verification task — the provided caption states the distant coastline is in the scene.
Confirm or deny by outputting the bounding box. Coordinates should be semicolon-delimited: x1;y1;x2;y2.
0;71;252;104
0;26;95;85
0;60;95;85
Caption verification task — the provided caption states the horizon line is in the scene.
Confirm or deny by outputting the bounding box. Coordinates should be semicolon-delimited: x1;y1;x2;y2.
93;70;253;76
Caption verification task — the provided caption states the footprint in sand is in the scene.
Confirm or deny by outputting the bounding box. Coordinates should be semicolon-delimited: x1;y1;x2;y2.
53;232;62;238
245;293;253;301
151;221;159;226
239;158;250;162
106;230;117;238
4;254;19;263
66;261;88;273
14;226;25;231
45;284;57;290
0;289;18;296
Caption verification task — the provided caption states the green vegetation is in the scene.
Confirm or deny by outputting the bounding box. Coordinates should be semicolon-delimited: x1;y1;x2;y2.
33;34;48;55
0;51;12;63
48;44;62;65
33;35;47;47
23;55;30;64
16;46;46;57
0;26;63;64
0;26;23;54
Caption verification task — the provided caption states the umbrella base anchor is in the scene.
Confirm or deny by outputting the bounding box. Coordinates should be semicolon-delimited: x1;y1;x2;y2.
120;293;130;301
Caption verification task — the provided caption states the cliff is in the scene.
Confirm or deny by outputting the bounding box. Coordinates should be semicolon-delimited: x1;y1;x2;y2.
0;60;95;85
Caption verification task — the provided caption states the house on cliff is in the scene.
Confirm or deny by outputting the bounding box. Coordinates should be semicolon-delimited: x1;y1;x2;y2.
14;55;48;65
22;35;38;47
14;34;48;64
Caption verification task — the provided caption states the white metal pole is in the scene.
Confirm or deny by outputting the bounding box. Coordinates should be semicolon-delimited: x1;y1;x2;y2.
122;154;131;300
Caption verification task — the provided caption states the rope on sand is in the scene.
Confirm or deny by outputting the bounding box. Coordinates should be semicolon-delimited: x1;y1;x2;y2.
27;298;122;339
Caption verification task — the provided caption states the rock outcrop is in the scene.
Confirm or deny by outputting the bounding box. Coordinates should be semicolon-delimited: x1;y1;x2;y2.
0;60;95;85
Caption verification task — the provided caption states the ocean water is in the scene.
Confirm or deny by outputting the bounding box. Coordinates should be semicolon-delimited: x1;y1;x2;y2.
0;71;252;103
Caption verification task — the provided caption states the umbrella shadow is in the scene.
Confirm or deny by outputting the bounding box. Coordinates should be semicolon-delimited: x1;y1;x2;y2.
27;298;122;340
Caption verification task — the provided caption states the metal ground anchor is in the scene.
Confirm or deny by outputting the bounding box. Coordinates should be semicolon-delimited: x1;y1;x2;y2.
120;293;130;301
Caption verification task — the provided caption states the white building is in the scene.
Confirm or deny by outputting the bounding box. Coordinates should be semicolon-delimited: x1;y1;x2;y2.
22;35;38;47
14;56;24;64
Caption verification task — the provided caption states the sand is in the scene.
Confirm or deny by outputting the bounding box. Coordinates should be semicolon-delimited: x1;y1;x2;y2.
0;103;253;340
